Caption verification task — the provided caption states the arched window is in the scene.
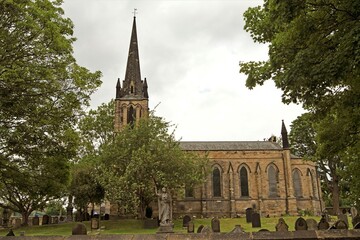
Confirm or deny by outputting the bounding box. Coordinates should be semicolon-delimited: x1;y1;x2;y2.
268;165;278;197
212;167;221;197
293;169;302;198
127;106;135;126
309;170;318;199
240;166;249;197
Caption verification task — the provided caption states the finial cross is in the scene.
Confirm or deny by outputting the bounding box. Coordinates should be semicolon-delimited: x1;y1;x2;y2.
133;8;138;17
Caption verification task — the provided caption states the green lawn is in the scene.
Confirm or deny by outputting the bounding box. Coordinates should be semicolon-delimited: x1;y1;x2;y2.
1;215;349;237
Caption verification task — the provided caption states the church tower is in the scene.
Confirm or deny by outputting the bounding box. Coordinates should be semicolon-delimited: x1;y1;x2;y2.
115;16;149;131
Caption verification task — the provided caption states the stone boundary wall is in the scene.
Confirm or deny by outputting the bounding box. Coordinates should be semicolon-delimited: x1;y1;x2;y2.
2;230;360;240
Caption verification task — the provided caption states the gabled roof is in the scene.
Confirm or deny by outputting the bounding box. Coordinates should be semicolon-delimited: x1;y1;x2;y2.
179;141;282;151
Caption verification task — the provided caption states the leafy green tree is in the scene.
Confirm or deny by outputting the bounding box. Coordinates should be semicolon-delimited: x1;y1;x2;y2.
240;0;360;214
98;114;208;218
45;200;66;216
0;0;101;225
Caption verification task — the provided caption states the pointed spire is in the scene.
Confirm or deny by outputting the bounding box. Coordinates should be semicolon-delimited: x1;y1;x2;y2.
116;78;121;98
281;120;289;149
123;16;142;95
143;78;148;99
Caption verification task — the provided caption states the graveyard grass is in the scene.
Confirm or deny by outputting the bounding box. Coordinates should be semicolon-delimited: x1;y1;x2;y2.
1;215;349;236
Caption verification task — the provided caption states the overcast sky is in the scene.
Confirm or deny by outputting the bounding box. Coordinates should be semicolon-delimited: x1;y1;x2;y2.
61;0;305;141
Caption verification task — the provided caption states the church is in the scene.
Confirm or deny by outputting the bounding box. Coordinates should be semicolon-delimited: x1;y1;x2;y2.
112;16;323;218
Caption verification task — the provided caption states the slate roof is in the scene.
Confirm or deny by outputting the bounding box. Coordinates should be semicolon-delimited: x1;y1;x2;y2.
179;141;282;151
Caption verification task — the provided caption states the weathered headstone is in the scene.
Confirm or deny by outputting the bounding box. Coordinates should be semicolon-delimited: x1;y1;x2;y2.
201;226;213;234
252;212;261;228
306;218;318;230
350;207;358;219
352;215;360;227
0;218;3;226
182;215;192;227
104;213;110;220
211;217;220;232
143;218;158;229
52;216;59;224
13;218;21;228
6;229;15;236
258;229;270;232
187;221;194;233
295;217;308;231
145;206;152;219
91;217;99;230
229;225;244;233
334;219;348;229
338;213;349;228
246;208;253;223
32;216;39;226
275;218;289;232
197;224;204;233
318;215;330;230
72;222;87;235
42;215;50;225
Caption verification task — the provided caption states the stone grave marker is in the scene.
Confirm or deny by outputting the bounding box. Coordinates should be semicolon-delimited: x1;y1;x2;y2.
91;217;99;230
306;218;318;230
275;218;289;232
318;215;330;230
352;215;360;227
72;222;87;235
201;226;213;234
211;217;220;233
0;218;3;226
252;212;261;228
52;216;59;224
182;215;191;227
6;229;15;236
350;207;358;219
338;213;349;228
187;221;194;233
42;215;50;225
229;225;244;234
32;216;39;226
258;229;270;232
246;208;253;223
334;219;348;229
354;222;360;229
197;224;204;233
295;217;307;231
13;218;21;228
104;213;110;220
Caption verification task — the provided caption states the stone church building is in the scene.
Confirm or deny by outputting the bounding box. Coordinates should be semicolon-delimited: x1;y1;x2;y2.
111;17;323;218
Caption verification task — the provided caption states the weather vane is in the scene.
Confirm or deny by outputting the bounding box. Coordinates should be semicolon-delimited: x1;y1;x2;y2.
133;8;138;17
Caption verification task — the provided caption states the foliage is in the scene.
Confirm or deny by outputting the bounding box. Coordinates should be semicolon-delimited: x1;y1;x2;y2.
241;0;360;214
0;0;101;225
98;114;208;218
45;200;66;216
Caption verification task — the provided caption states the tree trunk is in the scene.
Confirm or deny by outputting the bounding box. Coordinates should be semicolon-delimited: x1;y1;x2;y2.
21;211;31;226
332;174;340;215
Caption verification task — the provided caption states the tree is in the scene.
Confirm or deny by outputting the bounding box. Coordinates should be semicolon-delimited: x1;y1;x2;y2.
240;0;360;214
0;0;101;225
98;114;208;218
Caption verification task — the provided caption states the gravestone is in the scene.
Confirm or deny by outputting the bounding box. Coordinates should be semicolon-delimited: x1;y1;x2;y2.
246;208;253;223
338;213;349;228
72;222;87;235
197;224;204;233
306;218;318;230
334;219;348;229
0;218;2;226
52;216;59;224
352;215;360;227
145;206;152;219
350;207;358;219
201;226;213;234
182;215;192;227
252;212;261;228
187;221;194;233
6;229;15;236
229;225;244;233
42;215;50;225
13;218;21;228
258;229;270;232
211;217;220;232
143;218;158;229
318;215;330;230
104;213;110;220
91;217;99;230
275;218;289;232
295;217;307;231
32;216;39;226
354;222;360;229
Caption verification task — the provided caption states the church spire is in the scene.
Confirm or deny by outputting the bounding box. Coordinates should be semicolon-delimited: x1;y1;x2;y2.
281;120;290;149
123;16;142;96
